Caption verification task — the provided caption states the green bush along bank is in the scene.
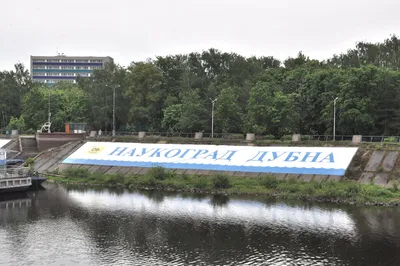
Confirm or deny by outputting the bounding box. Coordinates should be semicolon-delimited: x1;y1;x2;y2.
47;167;400;206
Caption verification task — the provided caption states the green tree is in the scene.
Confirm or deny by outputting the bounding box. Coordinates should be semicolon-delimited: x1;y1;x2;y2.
21;84;88;132
214;86;244;133
247;81;298;136
7;116;25;132
162;104;183;132
78;63;128;131
0;63;32;128
178;89;208;132
125;62;165;131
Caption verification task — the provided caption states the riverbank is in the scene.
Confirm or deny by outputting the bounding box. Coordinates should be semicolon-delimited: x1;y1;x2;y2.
46;167;400;206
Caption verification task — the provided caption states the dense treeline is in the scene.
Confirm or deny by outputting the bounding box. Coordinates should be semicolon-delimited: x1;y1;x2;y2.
3;35;400;137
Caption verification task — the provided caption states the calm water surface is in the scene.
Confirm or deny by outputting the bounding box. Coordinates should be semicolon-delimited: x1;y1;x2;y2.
1;183;400;266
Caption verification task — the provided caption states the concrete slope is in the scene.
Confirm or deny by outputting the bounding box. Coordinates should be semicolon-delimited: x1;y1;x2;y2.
33;141;400;188
354;149;400;188
34;141;85;174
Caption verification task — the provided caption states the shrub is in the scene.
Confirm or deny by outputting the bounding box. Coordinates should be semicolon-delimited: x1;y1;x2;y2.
300;184;316;195
52;168;60;175
194;177;208;189
277;182;299;193
147;177;156;186
391;180;399;192
64;168;90;179
384;137;397;143
361;184;391;198
345;182;361;195
148;166;168;180
259;175;280;189
105;173;125;185
115;173;125;183
89;172;104;181
212;175;231;189
324;187;347;198
264;135;275;140
105;175;118;185
24;157;35;167
300;135;312;141
311;181;322;190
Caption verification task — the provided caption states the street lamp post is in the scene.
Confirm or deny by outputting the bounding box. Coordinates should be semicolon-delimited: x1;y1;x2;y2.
112;85;120;138
112;86;116;137
48;90;51;133
210;98;217;138
333;97;338;141
107;84;120;137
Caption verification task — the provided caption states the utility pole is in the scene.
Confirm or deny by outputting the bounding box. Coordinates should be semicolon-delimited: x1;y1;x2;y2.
333;97;338;141
210;98;217;138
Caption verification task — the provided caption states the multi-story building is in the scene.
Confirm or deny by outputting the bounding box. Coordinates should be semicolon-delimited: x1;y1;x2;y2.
30;55;114;84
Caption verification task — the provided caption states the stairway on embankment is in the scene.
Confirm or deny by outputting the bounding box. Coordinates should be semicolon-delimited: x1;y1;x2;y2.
31;140;400;188
16;136;40;159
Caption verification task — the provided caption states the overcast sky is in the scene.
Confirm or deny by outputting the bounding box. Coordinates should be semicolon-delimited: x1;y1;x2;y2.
1;0;399;71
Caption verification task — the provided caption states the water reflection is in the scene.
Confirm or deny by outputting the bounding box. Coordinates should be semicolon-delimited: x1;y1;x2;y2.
68;189;357;238
0;193;31;223
0;185;399;266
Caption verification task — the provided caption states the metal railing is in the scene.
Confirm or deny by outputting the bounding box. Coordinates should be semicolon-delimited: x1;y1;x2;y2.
12;129;400;144
106;131;247;139
0;167;30;179
111;132;400;143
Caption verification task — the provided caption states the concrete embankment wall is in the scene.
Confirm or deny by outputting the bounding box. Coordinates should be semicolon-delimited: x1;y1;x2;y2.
32;141;400;188
36;132;86;151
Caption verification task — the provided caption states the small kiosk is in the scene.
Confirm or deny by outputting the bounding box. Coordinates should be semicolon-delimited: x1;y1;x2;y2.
64;123;87;134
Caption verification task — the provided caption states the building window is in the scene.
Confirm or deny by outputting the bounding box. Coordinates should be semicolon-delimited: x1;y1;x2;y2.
61;66;74;69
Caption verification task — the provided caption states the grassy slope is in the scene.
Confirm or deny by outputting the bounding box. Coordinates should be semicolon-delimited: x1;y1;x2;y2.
48;167;400;206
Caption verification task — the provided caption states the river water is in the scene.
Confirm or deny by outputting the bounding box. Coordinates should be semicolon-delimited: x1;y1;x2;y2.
1;184;400;266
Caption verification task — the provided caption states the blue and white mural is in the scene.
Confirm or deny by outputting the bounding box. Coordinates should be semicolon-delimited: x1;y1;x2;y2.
62;142;359;175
